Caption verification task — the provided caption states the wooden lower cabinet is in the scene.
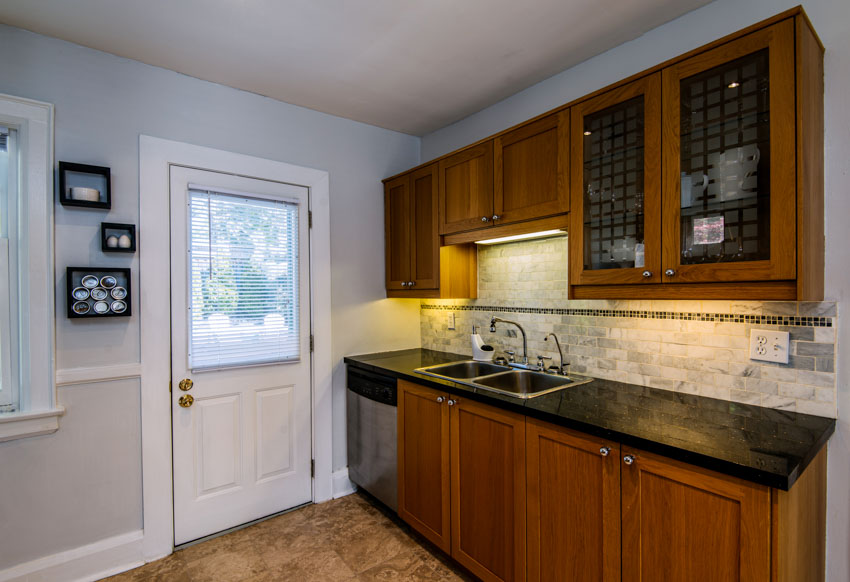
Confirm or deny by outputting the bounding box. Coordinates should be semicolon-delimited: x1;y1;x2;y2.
397;380;451;553
397;381;525;581
451;398;526;582
397;381;827;582
526;419;620;582
621;448;771;582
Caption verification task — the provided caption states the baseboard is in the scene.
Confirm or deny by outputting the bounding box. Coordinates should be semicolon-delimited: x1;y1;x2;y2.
0;530;145;582
332;468;357;499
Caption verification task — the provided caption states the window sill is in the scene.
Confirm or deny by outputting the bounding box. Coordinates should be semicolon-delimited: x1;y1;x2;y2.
0;407;65;443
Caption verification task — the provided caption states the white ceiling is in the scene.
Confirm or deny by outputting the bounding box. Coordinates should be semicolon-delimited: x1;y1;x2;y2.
0;0;712;135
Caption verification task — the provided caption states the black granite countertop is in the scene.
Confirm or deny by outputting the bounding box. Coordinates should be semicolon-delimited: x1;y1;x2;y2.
344;348;835;491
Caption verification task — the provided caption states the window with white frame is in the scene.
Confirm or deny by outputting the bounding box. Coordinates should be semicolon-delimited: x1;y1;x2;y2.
0;94;58;442
0;125;20;412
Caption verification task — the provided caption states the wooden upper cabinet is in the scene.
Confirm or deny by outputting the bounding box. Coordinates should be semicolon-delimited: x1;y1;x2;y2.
526;420;620;582
621;448;771;582
409;165;440;288
451;397;526;582
494;112;569;225
397;380;451;553
384;174;412;290
384;164;440;292
570;73;662;286
438;142;495;235
661;19;796;285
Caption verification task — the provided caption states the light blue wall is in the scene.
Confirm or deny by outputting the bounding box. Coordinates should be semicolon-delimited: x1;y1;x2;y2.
0;23;420;568
421;1;850;580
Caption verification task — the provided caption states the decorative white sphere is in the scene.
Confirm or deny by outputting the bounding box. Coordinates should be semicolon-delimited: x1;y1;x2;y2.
118;234;132;248
106;235;119;248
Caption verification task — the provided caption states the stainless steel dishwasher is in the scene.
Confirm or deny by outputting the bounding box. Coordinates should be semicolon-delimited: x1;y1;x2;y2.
346;365;397;511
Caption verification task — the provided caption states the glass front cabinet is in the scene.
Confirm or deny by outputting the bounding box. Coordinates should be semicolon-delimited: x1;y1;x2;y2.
570;16;821;299
570;74;662;286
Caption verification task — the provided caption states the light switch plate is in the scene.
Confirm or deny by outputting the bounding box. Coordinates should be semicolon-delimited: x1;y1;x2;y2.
447;312;455;330
749;329;790;364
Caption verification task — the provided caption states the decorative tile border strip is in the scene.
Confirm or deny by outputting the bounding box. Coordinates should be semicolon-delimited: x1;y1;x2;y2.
421;304;833;327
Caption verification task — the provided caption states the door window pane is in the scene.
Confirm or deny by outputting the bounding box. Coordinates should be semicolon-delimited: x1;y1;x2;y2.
680;49;770;264
188;189;300;370
583;95;646;271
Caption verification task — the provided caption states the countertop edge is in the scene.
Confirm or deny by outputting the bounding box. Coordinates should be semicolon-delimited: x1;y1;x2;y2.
344;352;836;491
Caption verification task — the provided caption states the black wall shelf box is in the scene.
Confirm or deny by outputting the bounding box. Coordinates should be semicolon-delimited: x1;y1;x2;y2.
101;223;137;253
66;267;131;318
59;162;111;209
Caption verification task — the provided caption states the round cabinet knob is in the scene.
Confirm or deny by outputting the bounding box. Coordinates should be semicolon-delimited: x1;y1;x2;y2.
642;271;652;278
599;446;611;457
447;399;456;406
492;214;501;221
401;282;408;287
665;269;676;277
178;394;194;408
623;454;635;465
178;378;193;392
409;281;415;287
436;396;444;403
481;216;490;222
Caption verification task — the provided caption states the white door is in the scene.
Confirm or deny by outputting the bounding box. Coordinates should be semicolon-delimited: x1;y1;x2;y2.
170;166;312;545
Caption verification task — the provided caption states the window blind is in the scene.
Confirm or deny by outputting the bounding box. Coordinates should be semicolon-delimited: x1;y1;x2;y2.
188;188;300;370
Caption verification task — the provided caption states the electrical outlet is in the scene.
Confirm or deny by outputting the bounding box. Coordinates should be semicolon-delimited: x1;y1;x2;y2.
748;329;790;364
447;312;455;330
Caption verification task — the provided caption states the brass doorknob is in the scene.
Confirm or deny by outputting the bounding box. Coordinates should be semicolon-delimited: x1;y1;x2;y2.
179;378;193;391
178;394;194;408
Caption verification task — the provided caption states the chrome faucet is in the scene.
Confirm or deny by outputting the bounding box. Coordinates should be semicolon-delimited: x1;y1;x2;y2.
544;333;569;375
490;316;529;366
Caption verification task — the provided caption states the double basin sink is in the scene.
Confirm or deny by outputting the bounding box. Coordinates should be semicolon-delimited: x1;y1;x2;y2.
414;360;592;399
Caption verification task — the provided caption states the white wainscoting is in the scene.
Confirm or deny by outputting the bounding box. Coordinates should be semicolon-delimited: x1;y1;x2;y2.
56;363;142;387
0;530;144;582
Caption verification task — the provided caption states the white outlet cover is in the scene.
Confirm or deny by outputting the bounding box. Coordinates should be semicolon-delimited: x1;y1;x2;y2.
447;312;455;330
748;329;790;364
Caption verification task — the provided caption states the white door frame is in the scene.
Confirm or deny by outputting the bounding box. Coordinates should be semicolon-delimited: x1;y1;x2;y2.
138;135;333;562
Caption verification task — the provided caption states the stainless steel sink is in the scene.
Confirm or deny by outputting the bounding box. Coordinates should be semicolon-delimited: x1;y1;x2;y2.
417;360;511;380
414;360;592;399
473;369;579;397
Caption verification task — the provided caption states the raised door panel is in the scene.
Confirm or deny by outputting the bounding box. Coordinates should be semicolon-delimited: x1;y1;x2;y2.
494;112;569;225
410;164;440;289
439;142;494;235
570;73;662;286
526;420;620;582
384;175;411;290
451;398;525;582
397;380;451;553
661;20;796;284
621;448;770;582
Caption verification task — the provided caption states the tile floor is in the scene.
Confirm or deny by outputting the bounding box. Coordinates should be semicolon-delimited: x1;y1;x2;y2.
102;493;472;581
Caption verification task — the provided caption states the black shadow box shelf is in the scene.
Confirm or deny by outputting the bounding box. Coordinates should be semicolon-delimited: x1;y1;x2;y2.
67;267;131;318
59;162;111;209
101;223;136;253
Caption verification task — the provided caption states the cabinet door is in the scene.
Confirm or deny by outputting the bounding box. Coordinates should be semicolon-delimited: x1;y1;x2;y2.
410;164;439;289
494;112;569;226
451;397;525;582
526;420;620;582
570;74;662;286
397;380;451;553
384;175;411;290
661;20;795;284
621;448;770;582
438;142;494;235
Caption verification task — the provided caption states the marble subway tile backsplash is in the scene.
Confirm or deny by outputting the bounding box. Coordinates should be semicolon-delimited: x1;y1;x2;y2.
420;238;838;417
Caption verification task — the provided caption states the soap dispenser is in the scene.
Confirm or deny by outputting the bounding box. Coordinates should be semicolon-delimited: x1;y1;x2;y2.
471;325;495;362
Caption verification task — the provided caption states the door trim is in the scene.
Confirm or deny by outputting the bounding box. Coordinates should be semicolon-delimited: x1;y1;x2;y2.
139;135;333;563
